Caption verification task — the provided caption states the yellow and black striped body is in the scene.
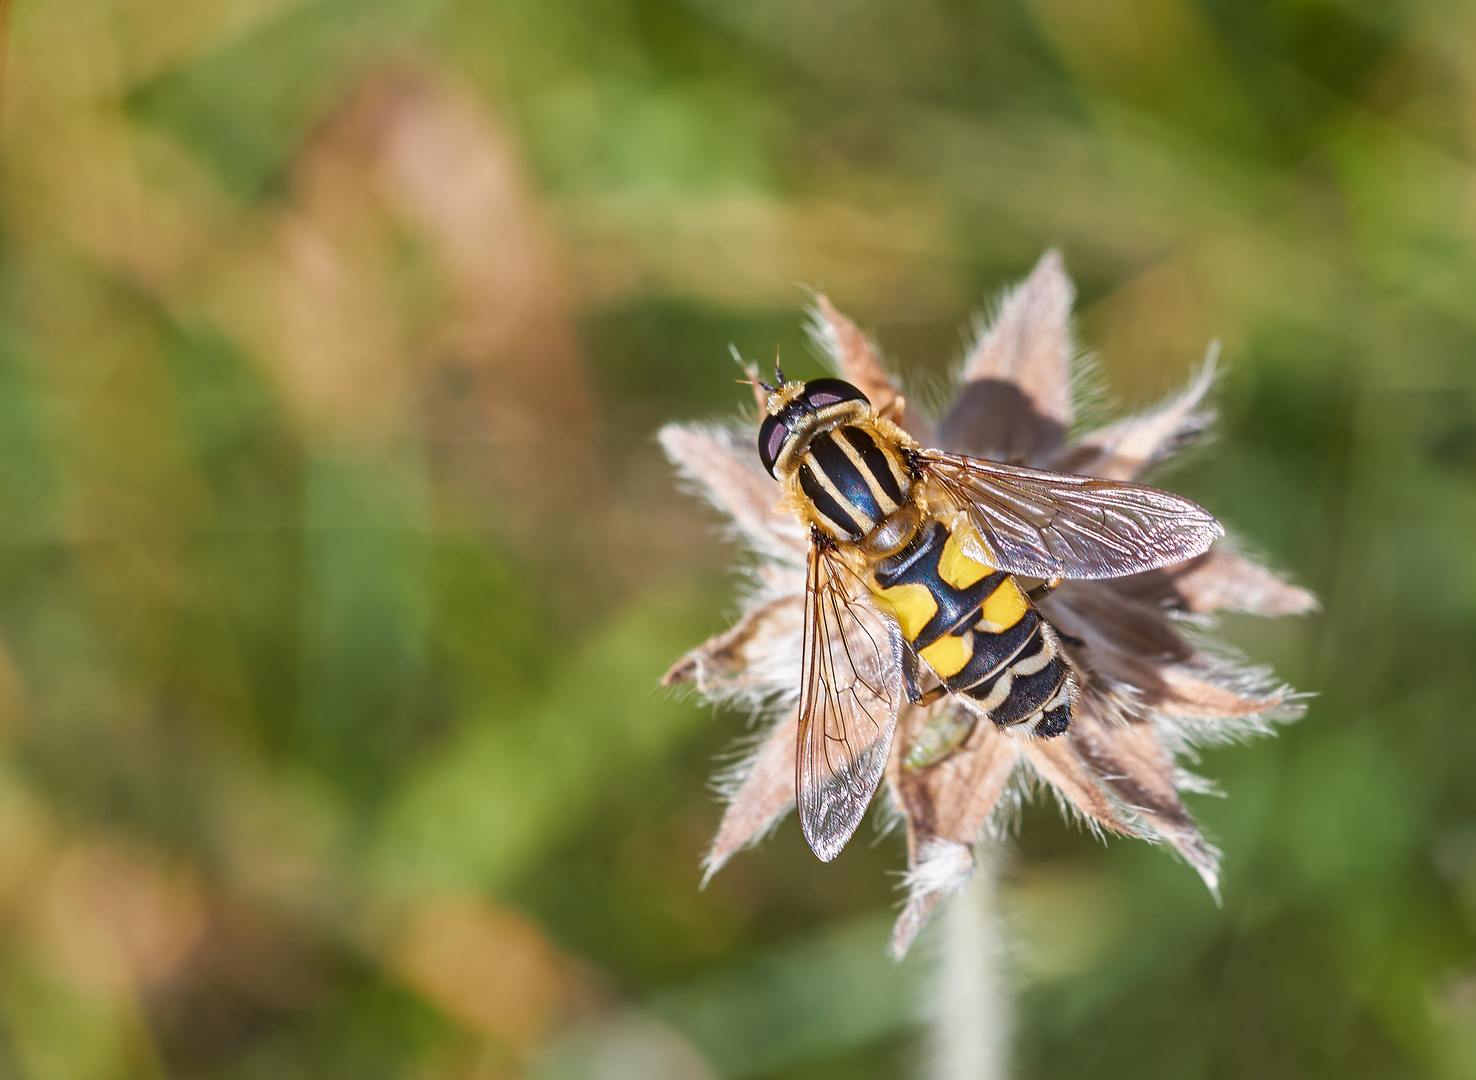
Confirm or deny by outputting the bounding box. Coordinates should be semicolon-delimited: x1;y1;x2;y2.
868;520;1073;737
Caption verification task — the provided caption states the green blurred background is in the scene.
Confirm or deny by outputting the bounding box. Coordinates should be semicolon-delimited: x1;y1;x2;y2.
0;0;1474;1076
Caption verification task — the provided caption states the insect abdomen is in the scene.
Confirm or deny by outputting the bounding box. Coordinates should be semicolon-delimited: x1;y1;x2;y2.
870;520;1073;737
797;425;913;541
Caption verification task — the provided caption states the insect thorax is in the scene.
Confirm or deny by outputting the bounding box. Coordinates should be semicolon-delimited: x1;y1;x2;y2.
789;420;917;544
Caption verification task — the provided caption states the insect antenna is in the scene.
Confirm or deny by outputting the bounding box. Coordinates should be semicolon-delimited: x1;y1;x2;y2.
729;344;775;393
731;346;776;413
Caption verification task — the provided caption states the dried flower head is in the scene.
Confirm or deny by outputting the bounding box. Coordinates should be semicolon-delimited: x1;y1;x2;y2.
661;252;1314;956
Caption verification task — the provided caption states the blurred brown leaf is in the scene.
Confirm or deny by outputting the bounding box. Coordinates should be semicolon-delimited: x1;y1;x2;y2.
211;66;593;515
391;896;593;1056
33;843;207;995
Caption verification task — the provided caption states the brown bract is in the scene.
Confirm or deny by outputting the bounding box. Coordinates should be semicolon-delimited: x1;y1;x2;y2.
661;252;1314;957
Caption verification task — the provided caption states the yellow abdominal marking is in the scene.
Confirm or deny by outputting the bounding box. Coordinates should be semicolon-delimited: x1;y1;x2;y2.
979;578;1029;632
920;633;973;679
871;582;937;641
938;530;995;588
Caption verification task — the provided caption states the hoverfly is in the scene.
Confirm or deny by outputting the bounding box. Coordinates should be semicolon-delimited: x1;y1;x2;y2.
752;366;1222;861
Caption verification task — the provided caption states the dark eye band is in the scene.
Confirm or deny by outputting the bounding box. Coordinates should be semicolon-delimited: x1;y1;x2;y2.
801;378;870;410
758;415;788;476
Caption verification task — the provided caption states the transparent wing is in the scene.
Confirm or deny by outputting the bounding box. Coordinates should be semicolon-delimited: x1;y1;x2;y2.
918;450;1222;580
797;542;904;862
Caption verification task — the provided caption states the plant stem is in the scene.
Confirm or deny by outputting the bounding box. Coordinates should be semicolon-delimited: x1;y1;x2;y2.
930;846;1010;1080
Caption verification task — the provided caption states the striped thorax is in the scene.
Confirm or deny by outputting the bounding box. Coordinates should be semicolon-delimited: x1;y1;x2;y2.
758;378;919;547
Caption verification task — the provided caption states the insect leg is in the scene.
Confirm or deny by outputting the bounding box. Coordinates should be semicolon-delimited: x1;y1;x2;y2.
901;644;923;704
1027;576;1063;602
901;646;950;706
914;685;949;707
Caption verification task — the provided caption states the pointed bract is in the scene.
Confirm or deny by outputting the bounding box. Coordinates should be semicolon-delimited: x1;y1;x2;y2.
704;710;799;884
663;594;804;696
1020;735;1136;837
807;295;896;408
1068;704;1221;891
808;296;933;443
1045;588;1286;722
1048;350;1217;481
889;721;1019;954
1111;545;1319;617
940;252;1077;463
659;423;807;564
958;250;1076;424
892;839;975;957
891;722;1020;850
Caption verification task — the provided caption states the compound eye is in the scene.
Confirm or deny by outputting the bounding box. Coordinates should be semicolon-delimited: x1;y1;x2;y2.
758;414;788;477
801;377;870;410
